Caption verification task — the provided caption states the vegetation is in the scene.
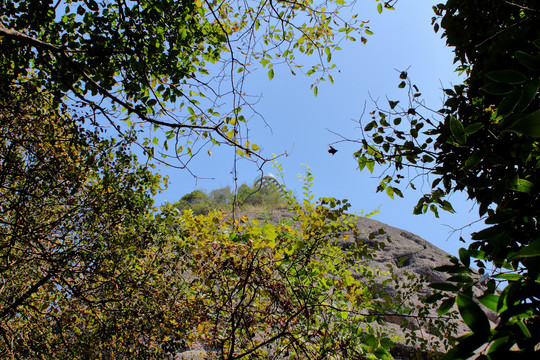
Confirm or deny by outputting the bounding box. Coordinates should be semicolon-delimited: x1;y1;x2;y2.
3;1;455;359
0;103;454;358
0;0;384;166
160;172;457;359
0;79;167;358
353;1;540;358
6;0;536;359
174;180;286;215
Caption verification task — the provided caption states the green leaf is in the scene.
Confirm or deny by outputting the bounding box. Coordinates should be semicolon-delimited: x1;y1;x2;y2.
477;294;499;312
385;186;394;199
517;319;532;339
505;110;540;137
492;273;523;281
429;282;459;292
441;200;455;213
519;78;539;111
357;156;367;171
507;178;534;193
325;47;332;62
468;249;486;260
465;150;487;168
486;70;527;84
438;297;456;316
365;29;374;36
450;117;466;144
464;123;484;135
510;238;540;258
268;69;275;80
366;159;375;173
434;264;473;274
377;3;383;13
380;337;393;350
425;293;444;303
515;51;540;71
442;333;488;360
448;275;474;284
497;89;522;116
314;86;318;97
459;248;470;268
481;82;514;95
456;293;491;335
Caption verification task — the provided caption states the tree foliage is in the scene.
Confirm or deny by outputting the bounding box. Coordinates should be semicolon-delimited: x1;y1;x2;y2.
0;0;386;167
0;87;456;357
174;180;286;215
157;176;458;359
0;80;169;358
352;1;540;358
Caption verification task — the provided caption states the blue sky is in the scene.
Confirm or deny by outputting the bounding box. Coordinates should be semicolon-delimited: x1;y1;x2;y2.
154;1;483;256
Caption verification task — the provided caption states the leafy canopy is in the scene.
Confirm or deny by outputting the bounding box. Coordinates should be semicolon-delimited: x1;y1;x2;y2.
0;0;389;166
174;180;286;215
0;80;167;358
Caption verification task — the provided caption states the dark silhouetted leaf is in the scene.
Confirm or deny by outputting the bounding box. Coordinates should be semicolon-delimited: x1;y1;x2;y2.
519;78;539;111
450;117;466;144
429;282;460;291
486;70;527;84
459;248;470;268
481;82;514;95
505;110;540;137
438;297;456;316
515;51;540;71
456;293;490;335
497;90;522;116
465;150;487;168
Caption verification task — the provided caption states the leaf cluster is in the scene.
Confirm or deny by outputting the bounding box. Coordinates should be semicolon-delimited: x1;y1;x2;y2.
0;80;168;358
0;0;383;165
352;1;540;358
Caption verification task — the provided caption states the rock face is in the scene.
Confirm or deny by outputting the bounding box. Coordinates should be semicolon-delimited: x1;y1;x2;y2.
344;218;443;286
346;216;453;285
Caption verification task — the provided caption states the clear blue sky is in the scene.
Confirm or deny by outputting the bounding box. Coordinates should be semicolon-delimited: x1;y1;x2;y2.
154;0;482;256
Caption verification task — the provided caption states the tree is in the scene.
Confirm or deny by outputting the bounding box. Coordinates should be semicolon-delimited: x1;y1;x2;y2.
0;80;172;358
175;189;213;215
174;181;287;214
351;1;540;358
0;0;388;170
